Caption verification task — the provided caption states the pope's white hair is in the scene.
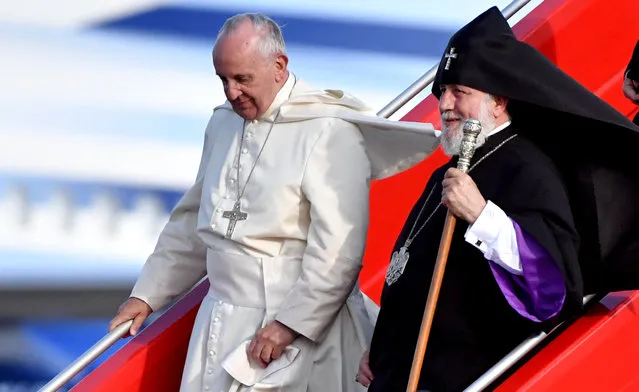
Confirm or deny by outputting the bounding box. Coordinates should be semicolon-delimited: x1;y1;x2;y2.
215;13;287;59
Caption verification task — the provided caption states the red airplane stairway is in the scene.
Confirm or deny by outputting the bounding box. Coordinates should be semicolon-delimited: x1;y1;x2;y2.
69;0;639;390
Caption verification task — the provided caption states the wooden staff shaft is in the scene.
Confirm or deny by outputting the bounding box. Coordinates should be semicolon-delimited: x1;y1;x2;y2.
406;211;458;392
404;118;481;391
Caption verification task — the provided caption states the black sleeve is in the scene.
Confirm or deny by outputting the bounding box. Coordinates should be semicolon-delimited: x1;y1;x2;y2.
493;148;584;314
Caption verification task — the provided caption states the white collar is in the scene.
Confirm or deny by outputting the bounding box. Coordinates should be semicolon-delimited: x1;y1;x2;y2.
487;120;512;137
259;72;296;121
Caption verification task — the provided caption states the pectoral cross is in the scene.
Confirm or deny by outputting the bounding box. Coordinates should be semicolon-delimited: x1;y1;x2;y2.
222;201;247;239
444;47;457;70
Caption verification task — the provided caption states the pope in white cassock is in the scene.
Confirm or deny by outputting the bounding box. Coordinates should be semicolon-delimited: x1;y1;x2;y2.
109;12;439;392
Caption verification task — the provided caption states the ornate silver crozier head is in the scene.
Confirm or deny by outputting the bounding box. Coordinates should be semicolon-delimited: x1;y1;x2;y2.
457;119;482;173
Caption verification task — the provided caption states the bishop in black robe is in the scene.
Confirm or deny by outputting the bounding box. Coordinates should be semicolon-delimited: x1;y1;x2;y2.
364;6;639;392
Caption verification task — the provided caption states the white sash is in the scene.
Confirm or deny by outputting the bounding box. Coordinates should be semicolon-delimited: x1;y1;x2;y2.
206;248;303;321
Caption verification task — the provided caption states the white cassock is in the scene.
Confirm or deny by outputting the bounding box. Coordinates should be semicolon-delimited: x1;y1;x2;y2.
130;73;438;392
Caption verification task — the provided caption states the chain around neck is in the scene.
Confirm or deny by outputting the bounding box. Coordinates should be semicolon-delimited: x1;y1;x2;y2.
404;133;518;247
233;118;277;201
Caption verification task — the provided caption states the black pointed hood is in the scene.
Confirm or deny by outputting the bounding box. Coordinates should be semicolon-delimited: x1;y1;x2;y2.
431;6;637;162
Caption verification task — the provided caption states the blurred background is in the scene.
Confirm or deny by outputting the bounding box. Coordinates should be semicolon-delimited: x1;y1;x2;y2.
0;0;543;389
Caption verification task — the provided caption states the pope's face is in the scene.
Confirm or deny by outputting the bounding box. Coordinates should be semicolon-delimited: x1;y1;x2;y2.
213;22;288;121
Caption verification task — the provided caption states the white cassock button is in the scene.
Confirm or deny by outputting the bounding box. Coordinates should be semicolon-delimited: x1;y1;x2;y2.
211;334;217;340
213;317;219;323
209;350;215;356
207;368;213;374
204;386;210;391
211;224;217;229
216;207;222;213
242;148;248;154
229;178;235;183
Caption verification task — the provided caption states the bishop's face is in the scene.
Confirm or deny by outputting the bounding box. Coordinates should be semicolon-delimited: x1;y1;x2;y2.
438;84;497;156
213;24;288;121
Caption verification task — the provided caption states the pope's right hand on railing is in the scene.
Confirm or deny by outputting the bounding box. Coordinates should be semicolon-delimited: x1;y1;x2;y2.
109;297;153;338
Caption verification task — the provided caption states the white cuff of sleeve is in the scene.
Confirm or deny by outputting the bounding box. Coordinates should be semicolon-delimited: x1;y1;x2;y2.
464;200;523;275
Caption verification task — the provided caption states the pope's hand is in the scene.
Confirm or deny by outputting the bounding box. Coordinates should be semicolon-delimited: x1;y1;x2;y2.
248;321;298;368
109;297;152;338
442;167;486;224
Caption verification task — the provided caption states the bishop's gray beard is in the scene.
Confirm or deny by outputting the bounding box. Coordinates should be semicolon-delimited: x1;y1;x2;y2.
440;100;496;157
